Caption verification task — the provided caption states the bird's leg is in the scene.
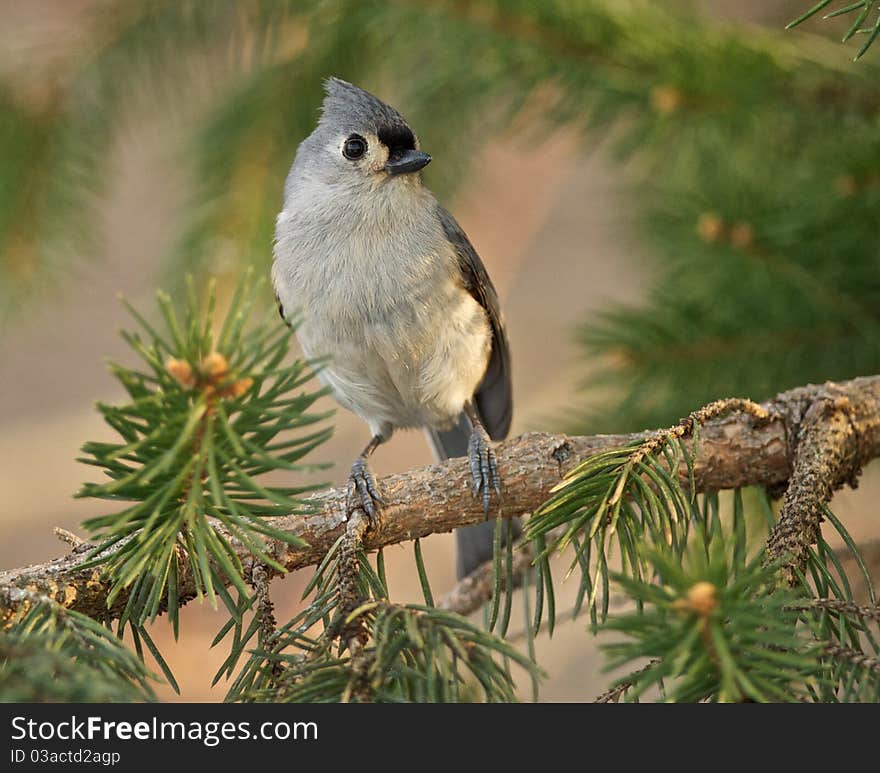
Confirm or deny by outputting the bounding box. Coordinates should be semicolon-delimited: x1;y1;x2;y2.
347;434;386;527
464;402;502;516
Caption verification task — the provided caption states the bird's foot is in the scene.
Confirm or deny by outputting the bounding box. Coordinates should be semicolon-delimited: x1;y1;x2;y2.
347;457;384;527
468;425;501;516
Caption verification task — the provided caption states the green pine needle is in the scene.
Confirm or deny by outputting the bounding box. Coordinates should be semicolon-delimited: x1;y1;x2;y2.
1;599;156;702
232;601;540;704
601;547;820;703
525;439;694;625
789;2;880;59
76;271;332;633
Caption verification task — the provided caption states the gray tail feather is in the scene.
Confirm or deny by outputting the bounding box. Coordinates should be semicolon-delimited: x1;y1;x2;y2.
425;414;519;579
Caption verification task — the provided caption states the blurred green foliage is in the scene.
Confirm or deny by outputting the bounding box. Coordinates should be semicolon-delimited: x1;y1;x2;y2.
2;1;879;434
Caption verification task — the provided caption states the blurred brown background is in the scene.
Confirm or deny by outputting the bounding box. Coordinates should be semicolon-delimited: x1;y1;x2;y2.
2;0;877;701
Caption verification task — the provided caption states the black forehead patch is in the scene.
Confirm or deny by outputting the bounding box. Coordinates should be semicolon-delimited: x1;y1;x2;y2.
377;123;415;151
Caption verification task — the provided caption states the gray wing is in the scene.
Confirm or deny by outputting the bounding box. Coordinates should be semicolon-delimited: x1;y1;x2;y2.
436;206;512;440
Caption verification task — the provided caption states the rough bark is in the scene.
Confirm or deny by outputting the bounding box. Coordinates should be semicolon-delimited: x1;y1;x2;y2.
766;381;880;583
2;375;880;624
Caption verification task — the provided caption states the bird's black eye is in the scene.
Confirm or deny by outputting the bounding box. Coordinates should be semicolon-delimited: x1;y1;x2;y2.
342;135;367;160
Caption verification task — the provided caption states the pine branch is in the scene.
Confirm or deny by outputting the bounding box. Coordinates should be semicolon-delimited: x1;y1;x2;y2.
766;381;880;584
792;598;880;622
3;375;880;626
592;660;660;704
822;643;880;674
335;512;372;637
250;561;277;652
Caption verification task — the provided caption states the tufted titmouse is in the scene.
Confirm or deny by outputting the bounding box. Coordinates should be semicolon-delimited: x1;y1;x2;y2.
272;78;512;578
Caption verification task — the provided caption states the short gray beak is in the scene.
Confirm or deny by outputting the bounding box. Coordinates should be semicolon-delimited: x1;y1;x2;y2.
385;149;431;175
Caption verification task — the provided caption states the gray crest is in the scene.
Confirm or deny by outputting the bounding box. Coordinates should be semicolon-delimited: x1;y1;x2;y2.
320;77;416;149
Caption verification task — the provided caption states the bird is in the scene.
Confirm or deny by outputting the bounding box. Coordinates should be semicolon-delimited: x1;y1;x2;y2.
272;77;512;579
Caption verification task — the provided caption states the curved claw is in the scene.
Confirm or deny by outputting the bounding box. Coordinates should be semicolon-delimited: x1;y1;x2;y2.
347;457;384;527
468;427;502;517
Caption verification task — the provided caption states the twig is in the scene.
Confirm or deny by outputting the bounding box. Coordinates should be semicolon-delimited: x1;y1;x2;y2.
822;643;880;675
336;510;372;703
593;660;660;703
336;510;370;650
251;562;276;651
53;528;85;550
766;382;880;584
791;598;880;623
